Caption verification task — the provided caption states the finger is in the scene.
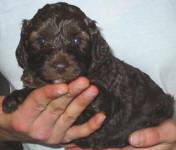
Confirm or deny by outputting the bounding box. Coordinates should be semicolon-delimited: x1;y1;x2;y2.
28;77;90;137
21;83;68;115
64;143;76;148
64;112;106;142
121;146;141;150
37;76;90;124
11;84;68;132
123;143;174;150
48;85;99;144
129;120;176;147
60;85;98;129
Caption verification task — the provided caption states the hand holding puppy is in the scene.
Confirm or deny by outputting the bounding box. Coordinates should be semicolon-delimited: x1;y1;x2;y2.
66;120;176;150
0;77;105;145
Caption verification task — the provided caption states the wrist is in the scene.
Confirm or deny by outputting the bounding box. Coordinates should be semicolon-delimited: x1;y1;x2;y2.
0;128;17;141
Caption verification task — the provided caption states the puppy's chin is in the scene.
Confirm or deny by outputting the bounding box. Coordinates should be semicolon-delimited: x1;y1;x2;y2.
52;79;66;84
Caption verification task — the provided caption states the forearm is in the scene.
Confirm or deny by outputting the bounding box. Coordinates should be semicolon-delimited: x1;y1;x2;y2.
0;127;18;141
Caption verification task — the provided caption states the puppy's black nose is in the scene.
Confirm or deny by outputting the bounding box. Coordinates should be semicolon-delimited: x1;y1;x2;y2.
54;63;68;72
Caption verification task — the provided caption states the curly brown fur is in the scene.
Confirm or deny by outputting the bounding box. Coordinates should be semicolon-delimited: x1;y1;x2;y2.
3;2;174;149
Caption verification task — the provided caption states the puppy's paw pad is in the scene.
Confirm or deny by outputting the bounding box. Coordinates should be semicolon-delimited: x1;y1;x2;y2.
2;95;20;113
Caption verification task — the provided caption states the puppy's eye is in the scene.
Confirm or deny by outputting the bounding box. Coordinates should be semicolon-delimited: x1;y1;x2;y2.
74;37;82;45
36;37;45;45
31;37;46;50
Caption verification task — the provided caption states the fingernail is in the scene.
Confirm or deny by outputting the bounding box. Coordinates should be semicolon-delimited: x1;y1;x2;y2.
130;132;143;147
63;138;72;143
84;91;97;99
57;88;68;95
75;78;89;90
97;114;106;125
65;92;73;98
84;86;98;99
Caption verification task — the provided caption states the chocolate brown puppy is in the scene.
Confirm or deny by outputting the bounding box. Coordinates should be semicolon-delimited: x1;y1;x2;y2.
3;2;174;149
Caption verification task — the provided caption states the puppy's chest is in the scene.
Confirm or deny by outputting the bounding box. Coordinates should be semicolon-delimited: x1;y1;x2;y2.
88;60;128;94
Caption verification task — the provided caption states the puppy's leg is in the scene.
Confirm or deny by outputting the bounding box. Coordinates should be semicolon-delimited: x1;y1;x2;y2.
2;88;33;113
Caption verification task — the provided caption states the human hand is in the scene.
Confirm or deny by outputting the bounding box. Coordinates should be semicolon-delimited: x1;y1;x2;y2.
66;120;176;150
0;77;106;146
124;119;176;150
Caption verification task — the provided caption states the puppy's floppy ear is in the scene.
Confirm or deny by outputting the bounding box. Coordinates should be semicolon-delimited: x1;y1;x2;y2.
84;17;98;35
16;19;30;69
85;18;112;70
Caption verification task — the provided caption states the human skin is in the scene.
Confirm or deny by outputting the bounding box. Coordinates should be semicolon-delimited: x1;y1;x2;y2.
0;77;106;146
66;115;176;150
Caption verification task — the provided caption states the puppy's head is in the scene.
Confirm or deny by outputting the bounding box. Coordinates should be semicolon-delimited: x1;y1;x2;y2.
16;2;110;87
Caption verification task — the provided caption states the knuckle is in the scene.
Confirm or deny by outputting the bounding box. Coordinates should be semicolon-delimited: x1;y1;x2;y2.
11;118;29;133
62;112;77;124
43;84;56;98
47;104;65;116
43;83;68;98
47;138;61;145
65;115;76;123
29;130;50;141
51;101;65;111
32;102;46;112
30;94;47;112
77;99;89;108
87;123;97;133
12;121;28;133
30;89;42;99
28;98;46;112
30;86;51;102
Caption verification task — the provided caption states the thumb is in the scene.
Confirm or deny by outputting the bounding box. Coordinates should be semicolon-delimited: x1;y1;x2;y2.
129;120;176;147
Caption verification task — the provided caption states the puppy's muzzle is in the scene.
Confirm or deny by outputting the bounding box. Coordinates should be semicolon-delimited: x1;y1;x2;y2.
40;50;81;83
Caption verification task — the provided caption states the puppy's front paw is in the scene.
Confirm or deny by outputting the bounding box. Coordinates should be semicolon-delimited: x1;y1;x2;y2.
2;88;33;113
2;94;21;113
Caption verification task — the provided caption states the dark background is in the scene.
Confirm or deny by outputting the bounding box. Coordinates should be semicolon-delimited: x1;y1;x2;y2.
0;72;23;150
0;72;10;95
